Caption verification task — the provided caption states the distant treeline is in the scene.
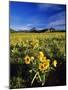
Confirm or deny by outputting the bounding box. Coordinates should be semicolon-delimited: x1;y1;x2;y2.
10;27;66;33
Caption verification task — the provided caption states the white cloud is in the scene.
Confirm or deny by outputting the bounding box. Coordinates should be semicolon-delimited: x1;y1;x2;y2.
17;24;34;30
47;11;66;27
36;27;44;30
37;3;63;11
51;11;65;19
26;24;33;27
19;26;31;30
49;19;65;26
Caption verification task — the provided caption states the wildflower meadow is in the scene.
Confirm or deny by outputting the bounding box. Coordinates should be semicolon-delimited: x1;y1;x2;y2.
10;32;66;88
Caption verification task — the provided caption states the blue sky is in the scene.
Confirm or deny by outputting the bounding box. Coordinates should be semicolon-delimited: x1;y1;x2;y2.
10;1;66;31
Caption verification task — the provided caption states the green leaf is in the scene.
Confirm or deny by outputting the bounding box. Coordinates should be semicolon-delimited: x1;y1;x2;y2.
18;58;23;64
50;52;53;58
40;73;45;86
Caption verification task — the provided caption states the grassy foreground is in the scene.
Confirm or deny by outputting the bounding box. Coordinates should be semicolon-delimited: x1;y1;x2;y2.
10;32;66;88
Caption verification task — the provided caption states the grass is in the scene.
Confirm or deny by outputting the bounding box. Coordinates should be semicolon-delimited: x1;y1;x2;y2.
10;32;65;44
10;32;66;88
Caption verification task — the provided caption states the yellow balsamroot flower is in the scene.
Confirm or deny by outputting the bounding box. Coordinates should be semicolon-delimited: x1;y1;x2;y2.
39;60;50;71
39;63;46;71
38;51;44;58
46;59;50;63
52;60;57;67
31;56;34;61
44;60;50;70
34;43;39;48
39;56;47;62
24;55;31;64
